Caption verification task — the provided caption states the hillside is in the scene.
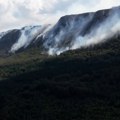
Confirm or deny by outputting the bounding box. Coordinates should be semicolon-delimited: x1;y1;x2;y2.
0;6;120;56
0;5;120;120
0;35;120;120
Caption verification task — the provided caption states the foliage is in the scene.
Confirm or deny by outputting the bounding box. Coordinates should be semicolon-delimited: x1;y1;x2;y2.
0;38;120;120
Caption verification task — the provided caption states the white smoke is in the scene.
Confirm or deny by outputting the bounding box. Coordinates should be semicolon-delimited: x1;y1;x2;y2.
7;6;120;55
44;7;120;55
44;13;95;55
10;26;39;52
10;25;51;53
72;8;120;50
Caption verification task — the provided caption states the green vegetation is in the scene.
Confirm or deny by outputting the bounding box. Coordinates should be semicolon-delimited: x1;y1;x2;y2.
0;48;51;79
0;38;120;120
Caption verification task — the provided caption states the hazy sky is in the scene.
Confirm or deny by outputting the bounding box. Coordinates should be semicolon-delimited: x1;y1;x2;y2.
0;0;120;32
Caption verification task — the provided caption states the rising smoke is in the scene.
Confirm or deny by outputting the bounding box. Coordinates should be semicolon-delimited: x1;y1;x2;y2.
44;7;120;55
10;25;51;53
71;8;120;50
10;7;120;55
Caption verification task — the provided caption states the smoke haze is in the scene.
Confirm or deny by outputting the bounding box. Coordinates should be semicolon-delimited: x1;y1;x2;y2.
42;7;120;55
0;1;120;55
9;7;120;55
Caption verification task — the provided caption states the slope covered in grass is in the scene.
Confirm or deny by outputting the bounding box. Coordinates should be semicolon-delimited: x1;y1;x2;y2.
0;38;120;120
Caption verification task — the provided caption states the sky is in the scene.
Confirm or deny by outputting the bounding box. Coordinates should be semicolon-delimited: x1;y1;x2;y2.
0;0;120;32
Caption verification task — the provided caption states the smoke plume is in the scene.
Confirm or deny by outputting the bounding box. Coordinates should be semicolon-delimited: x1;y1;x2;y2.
43;7;120;55
7;6;120;55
